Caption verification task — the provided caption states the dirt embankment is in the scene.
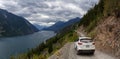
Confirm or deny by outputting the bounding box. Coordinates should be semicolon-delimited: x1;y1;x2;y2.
94;16;120;58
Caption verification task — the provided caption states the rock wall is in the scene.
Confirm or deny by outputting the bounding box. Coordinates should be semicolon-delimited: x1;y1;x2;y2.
94;16;120;57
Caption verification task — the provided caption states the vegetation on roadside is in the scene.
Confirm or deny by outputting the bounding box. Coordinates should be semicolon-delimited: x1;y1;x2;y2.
11;0;120;59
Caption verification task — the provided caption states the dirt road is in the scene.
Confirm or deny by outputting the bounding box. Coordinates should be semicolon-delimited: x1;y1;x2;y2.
48;43;117;59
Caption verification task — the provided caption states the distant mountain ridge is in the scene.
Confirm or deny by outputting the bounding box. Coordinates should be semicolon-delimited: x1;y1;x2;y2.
43;17;81;32
0;9;39;37
33;23;46;30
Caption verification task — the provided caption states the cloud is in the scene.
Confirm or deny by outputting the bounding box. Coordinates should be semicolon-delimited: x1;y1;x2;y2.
0;0;99;27
30;21;55;27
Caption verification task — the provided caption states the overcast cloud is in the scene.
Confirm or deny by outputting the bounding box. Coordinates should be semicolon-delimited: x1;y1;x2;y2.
0;0;99;27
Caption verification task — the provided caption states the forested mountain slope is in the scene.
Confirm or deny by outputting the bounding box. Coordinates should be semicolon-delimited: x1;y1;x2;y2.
0;9;39;37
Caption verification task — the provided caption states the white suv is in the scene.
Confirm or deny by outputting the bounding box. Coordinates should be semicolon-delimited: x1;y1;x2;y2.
74;37;95;54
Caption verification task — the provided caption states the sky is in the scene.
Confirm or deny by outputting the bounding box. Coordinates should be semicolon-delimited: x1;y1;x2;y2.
0;0;99;27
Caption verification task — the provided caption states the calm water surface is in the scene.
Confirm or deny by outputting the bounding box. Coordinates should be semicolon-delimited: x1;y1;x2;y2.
0;31;56;59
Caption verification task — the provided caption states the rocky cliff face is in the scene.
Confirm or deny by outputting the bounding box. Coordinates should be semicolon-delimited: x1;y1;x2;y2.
93;16;120;57
0;9;39;37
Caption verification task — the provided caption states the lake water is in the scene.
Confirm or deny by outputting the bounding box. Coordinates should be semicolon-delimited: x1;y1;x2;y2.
0;31;56;59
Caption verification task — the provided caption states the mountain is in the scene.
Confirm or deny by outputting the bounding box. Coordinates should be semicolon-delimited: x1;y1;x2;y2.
43;17;81;32
33;23;46;30
0;9;39;37
43;21;64;31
